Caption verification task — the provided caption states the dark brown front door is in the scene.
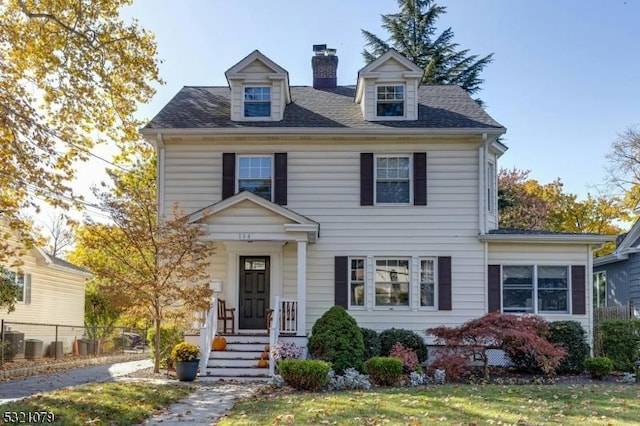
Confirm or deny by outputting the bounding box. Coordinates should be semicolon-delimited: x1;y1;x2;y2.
239;256;270;330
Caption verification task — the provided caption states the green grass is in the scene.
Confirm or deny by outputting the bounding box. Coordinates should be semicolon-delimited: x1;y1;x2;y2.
219;384;640;425
0;381;193;425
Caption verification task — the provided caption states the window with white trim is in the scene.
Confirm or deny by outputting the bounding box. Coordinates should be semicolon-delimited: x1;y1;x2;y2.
349;258;365;308
244;86;271;118
237;155;272;200
375;155;411;204
2;269;25;302
487;161;496;212
502;265;569;314
375;258;410;307
593;271;607;308
420;258;436;308
376;85;405;117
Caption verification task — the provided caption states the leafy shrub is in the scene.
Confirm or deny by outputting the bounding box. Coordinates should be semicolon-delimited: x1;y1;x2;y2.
427;352;469;380
379;328;428;363
0;341;16;361
361;328;381;360
408;371;427;386
584;357;613;379
549;321;589;374
327;368;371;390
278;359;331;391
389;342;419;373
147;324;183;367
428;313;567;379
364;356;403;386
308;306;364;373
272;340;303;363
600;319;640;371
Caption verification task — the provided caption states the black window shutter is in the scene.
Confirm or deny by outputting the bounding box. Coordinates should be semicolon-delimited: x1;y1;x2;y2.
438;256;452;310
335;256;349;308
487;265;501;312
222;153;236;199
571;265;586;315
274;153;287;205
413;152;427;206
360;153;374;206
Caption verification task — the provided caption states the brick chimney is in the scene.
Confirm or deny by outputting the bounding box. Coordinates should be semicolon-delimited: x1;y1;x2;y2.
312;44;338;89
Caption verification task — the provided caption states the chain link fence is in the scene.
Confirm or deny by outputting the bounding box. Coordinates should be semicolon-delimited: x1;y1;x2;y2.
0;320;148;365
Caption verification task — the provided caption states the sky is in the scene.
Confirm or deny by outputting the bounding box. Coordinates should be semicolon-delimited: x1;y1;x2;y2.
72;0;640;221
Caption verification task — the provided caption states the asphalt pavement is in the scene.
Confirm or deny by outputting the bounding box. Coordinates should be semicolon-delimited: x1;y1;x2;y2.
0;358;153;404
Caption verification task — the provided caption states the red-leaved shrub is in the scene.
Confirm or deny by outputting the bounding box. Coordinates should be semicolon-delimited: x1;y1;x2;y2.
427;312;567;379
389;342;419;373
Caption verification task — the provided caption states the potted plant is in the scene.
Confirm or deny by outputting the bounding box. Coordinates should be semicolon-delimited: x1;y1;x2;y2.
171;342;200;381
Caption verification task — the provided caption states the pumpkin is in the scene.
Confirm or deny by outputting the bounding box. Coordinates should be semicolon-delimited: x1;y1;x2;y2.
261;350;268;360
264;344;270;352
212;336;227;351
257;359;268;368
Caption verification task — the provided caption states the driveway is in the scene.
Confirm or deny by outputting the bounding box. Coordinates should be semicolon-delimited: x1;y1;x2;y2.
0;358;152;404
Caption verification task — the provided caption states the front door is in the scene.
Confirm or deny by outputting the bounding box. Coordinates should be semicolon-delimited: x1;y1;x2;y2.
239;256;270;330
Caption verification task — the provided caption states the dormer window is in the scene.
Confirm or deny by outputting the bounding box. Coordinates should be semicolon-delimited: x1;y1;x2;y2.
376;85;405;117
244;87;271;118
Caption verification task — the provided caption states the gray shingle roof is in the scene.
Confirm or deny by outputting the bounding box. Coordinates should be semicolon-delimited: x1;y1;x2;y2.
144;85;504;131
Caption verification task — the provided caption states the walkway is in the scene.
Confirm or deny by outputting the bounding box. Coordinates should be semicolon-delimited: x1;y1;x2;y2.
0;359;266;425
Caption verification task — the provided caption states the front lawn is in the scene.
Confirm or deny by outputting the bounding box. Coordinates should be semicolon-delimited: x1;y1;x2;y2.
219;384;640;425
0;381;192;425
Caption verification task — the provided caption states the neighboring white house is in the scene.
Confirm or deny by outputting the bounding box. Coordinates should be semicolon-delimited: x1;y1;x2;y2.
1;232;91;357
141;47;613;353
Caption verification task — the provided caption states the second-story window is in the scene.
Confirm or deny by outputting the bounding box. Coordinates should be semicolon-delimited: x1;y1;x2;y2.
244;86;271;117
375;155;411;204
376;85;404;117
487;161;496;212
237;155;272;200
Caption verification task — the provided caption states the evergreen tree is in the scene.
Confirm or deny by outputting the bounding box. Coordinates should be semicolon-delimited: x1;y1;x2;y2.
362;0;493;102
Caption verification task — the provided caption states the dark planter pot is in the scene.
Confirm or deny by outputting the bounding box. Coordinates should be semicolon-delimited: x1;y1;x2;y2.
175;360;199;381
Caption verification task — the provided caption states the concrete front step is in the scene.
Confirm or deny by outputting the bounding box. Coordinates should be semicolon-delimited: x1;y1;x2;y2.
204;365;271;378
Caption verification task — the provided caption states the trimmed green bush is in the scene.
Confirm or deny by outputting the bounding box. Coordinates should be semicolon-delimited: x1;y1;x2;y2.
147;325;183;367
379;328;428;363
361;328;381;360
584;357;613;379
308;306;364;373
600;319;640;372
364;356;403;386
278;359;331;391
549;321;589;374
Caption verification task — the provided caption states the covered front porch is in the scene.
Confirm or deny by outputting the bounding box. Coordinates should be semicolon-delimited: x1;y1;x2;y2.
187;192;318;377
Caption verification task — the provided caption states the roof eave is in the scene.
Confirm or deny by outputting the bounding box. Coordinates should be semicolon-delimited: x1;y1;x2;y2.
140;127;507;137
479;234;616;244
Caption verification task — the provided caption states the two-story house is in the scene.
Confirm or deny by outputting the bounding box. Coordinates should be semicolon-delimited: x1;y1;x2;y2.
141;47;613;377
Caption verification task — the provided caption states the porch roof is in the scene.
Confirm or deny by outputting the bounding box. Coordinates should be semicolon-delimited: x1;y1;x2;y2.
187;191;319;243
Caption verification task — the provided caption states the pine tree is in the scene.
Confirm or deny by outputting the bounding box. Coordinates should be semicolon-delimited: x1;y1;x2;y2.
362;0;493;102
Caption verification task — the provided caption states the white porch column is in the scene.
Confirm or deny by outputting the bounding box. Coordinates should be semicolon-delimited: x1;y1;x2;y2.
296;240;307;335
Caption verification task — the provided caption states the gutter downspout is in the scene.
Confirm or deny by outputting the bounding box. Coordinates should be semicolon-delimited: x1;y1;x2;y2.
156;133;165;220
478;133;488;235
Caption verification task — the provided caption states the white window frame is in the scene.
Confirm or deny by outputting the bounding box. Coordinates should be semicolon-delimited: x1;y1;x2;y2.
4;270;25;303
593;271;607;308
501;265;571;314
374;257;411;309
487;161;496;213
419;257;437;309
243;85;272;120
376;84;406;118
236;154;274;201
348;257;366;309
374;154;412;205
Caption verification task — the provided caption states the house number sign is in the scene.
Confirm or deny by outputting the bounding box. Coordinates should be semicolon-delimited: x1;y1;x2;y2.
238;233;252;240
